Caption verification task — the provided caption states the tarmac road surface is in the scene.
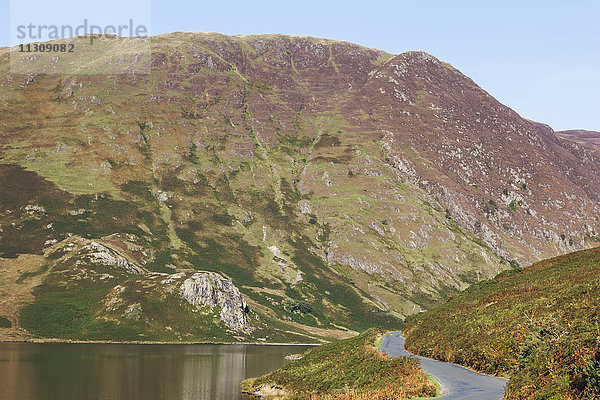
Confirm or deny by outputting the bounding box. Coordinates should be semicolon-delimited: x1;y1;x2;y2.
380;332;507;399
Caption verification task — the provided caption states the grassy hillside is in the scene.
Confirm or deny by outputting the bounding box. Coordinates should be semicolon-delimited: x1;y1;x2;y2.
403;247;600;399
2;33;600;342
0;34;511;343
0;164;399;343
241;328;437;399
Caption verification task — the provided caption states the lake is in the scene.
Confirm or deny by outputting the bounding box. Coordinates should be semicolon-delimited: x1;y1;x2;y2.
0;342;313;400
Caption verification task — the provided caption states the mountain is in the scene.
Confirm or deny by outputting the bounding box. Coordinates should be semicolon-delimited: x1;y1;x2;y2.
556;129;600;152
0;33;599;342
403;246;600;399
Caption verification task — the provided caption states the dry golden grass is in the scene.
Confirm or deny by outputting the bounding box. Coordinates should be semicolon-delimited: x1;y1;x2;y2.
243;328;436;399
307;371;435;399
0;254;46;340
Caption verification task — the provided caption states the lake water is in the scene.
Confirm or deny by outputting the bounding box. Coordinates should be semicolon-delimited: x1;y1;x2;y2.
0;342;313;400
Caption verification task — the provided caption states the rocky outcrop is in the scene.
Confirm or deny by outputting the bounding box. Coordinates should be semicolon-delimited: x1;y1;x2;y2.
180;272;248;332
79;242;145;274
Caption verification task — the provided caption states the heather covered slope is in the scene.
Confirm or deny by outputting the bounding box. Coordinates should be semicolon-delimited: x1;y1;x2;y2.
556;130;600;152
241;328;437;399
1;33;599;341
403;247;600;399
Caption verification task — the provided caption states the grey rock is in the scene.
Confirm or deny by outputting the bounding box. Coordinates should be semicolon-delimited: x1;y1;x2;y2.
81;242;145;274
298;200;312;214
180;272;248;332
124;303;143;321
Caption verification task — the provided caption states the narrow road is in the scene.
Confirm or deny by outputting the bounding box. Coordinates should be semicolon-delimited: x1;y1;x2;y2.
380;332;507;400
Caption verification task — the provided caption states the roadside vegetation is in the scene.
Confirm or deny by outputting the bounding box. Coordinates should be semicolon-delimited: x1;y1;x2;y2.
241;328;437;399
403;246;600;399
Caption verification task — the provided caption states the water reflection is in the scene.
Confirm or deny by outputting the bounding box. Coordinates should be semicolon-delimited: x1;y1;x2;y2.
0;342;312;400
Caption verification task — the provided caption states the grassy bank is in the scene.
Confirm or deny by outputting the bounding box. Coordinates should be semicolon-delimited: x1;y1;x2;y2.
404;246;600;399
242;328;437;399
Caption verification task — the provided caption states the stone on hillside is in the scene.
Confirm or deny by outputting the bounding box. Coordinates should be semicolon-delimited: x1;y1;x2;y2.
81;242;145;274
298;200;312;214
180;272;248;332
124;303;142;321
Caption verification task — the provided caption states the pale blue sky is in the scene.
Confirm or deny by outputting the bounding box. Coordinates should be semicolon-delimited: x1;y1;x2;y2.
1;0;599;132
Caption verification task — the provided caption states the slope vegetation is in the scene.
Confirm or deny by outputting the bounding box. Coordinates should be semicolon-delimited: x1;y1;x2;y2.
403;247;600;399
1;33;600;340
556;130;600;152
242;328;436;399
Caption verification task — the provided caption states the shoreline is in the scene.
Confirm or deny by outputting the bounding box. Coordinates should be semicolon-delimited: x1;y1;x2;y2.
0;337;322;346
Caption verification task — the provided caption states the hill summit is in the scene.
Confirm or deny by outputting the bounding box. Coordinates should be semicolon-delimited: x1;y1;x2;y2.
1;33;599;341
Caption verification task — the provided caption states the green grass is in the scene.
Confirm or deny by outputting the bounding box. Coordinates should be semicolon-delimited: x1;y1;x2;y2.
404;246;600;400
242;328;436;399
19;268;235;342
16;263;50;284
20;277;117;339
0;317;11;328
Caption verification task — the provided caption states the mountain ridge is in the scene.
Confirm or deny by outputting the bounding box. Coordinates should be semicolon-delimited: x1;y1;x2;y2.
0;32;598;341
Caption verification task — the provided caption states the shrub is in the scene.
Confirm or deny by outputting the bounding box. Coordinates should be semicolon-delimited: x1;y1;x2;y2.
0;317;11;328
